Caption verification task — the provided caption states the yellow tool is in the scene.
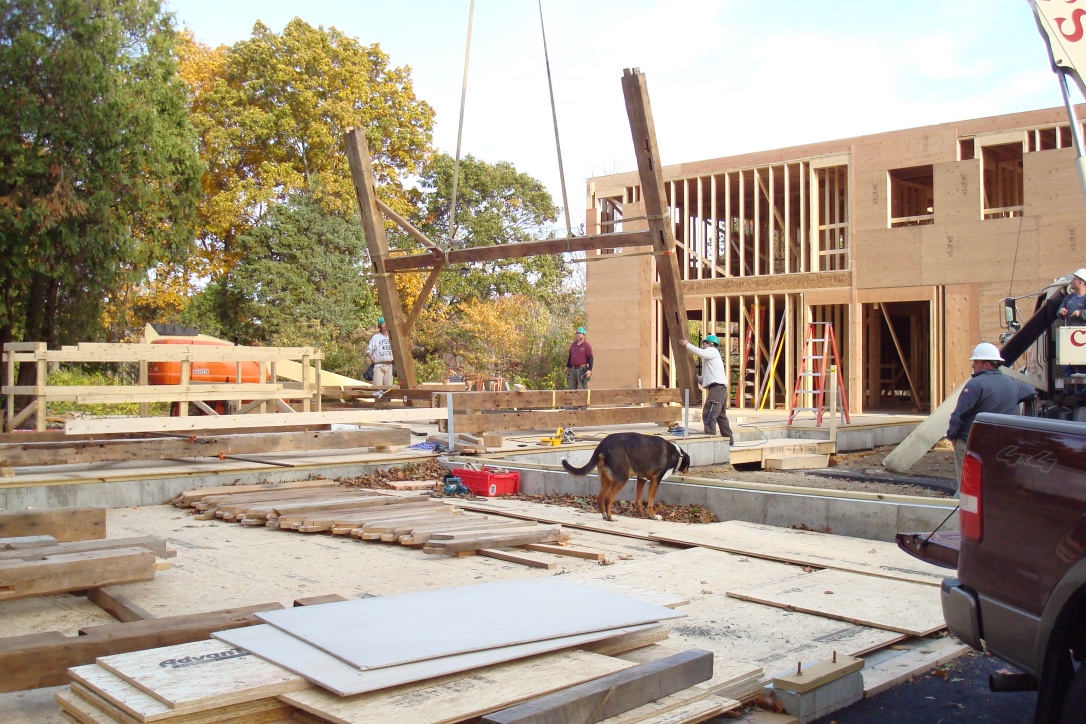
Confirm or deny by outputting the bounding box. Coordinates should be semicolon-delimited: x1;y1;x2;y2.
540;427;565;446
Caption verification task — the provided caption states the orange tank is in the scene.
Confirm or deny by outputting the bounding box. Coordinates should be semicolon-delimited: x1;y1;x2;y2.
147;338;261;385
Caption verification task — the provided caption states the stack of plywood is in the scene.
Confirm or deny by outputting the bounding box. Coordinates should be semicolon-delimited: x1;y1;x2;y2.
56;579;729;724
175;483;567;559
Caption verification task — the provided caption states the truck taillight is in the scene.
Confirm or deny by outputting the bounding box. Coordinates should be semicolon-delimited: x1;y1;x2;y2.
960;451;983;543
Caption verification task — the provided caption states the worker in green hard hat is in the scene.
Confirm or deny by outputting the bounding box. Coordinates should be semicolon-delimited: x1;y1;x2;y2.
682;333;734;445
366;316;394;387
566;326;593;389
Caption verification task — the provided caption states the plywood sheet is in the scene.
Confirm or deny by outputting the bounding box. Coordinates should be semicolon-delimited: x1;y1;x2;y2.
68;664;172;722
214;622;659;697
280;649;633;724
725;568;944;636
649;520;948;586
256;578;683;670
95;639;308;711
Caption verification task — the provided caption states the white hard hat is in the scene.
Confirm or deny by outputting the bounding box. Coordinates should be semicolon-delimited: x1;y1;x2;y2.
970;342;1003;362
1074;268;1086;282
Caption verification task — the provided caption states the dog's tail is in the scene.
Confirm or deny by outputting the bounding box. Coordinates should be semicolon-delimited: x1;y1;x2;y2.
561;448;600;477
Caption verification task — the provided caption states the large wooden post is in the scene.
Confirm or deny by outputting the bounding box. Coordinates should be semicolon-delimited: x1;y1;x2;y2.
345;127;417;388
621;69;697;395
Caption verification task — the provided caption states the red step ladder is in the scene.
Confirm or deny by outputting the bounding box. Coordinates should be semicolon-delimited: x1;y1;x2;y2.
788;322;850;425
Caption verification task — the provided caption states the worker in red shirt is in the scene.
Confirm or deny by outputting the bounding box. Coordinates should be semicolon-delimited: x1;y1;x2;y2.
566;326;593;389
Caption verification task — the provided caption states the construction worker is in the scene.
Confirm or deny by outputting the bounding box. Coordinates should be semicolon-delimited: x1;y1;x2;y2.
366;317;394;387
683;334;734;445
566;326;593;389
946;342;1036;492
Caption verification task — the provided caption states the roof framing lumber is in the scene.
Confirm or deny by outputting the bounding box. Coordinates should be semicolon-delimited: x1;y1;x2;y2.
621;69;697;394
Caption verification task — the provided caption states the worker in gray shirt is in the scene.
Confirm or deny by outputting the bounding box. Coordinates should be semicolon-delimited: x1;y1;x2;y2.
683;334;734;445
947;342;1037;491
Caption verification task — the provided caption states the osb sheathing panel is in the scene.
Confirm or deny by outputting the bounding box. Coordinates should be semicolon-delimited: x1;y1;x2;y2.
852;130;957;175
587;203;653;389
918;218;1040;288
854;228;923;289
852;169;887;234
944;284;979;395
1025;148;1086;218
934;159;981;225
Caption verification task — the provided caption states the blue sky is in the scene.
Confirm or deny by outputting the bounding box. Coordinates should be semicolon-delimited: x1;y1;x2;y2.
168;0;1066;231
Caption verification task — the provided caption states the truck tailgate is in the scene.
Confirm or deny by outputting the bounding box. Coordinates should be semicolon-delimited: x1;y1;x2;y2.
896;531;960;570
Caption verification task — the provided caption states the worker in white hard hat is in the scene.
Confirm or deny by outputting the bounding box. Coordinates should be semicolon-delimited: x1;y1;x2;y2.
681;333;734;445
946;342;1037;493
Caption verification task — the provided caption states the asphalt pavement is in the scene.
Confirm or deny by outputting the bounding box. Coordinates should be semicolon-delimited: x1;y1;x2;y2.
810;650;1037;723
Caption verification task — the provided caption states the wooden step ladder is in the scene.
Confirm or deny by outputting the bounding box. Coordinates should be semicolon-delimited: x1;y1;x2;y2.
788;322;850;425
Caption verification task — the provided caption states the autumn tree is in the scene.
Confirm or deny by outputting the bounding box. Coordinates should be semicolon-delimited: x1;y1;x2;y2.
177;20;434;284
185;192;377;377
0;0;202;361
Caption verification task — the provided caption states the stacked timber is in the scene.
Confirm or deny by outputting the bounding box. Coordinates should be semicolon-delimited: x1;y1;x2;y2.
0;508;170;602
54;579;730;723
175;482;569;559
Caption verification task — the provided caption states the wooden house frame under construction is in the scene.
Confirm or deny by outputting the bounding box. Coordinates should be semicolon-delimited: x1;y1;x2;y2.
584;104;1086;415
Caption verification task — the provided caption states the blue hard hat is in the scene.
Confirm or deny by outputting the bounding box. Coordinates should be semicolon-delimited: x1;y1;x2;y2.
704;334;719;345
576;327;586;334
377;317;385;325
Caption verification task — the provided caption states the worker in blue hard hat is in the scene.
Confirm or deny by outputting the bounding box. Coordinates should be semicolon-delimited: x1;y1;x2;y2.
566;326;593;389
366;316;394;387
682;333;734;445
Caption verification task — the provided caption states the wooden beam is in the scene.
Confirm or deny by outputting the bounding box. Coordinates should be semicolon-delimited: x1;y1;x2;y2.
477;548;557;569
480;648;714;724
621;69;696;396
0;547;156;601
448;405;680;434
64;407;445;435
345;127;417;388
86;586;157;623
434;388;679;411
0;507;105;542
376;198;440;250
0;603;282;692
879;303;923;412
382;230;654;272
405;262;444;333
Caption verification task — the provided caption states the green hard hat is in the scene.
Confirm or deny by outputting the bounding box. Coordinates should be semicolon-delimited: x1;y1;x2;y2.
576;327;586;334
377;317;385;325
704;334;719;345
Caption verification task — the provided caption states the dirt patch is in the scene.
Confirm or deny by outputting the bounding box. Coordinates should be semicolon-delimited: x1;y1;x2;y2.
689;442;957;499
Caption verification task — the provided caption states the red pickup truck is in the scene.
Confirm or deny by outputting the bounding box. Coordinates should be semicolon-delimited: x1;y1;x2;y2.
898;411;1086;723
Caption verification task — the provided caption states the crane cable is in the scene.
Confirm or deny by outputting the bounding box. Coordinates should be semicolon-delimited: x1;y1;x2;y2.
538;0;573;240
448;0;475;244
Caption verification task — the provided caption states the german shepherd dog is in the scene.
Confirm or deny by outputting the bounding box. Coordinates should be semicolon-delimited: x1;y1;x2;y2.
561;432;690;521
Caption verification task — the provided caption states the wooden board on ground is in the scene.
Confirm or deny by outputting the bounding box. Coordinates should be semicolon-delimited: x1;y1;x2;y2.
0;602;282;693
481;648;713;724
725;568;945;636
0;427;409;468
214;622;660;697
0;546;155;601
650;520;948;586
95;639;309;711
88;586;157;623
860;636;970;696
0;535;173;563
0;534;57;550
255;578;683;671
477;548;556;569
595;685;739;724
65;408;447;436
279;649;634;724
0;507;106;542
174;479;338;507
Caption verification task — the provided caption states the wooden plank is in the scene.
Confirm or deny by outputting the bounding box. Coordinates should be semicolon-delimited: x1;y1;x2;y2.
399;519;528;545
0;602;282;693
294;594;349;607
424;528;567;554
215;623;659;698
771;654;863;694
1;428;409;468
256;579;683;672
381;230;655;272
0;535;174;563
56;687;118;724
280;649;634;724
95;639;309;711
436;388;681;411
477;548;557;569
649;520;949;586
174;479;340;507
860;636;970;697
0;507;106;542
725;569;945;636
0;547;155;601
0;534;57;550
449;406;678;434
523;543;605;561
481;649;714;724
88;586;157;623
65;408;445;435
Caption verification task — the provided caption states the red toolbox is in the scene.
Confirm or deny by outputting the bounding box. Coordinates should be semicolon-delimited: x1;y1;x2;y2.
453;467;520;497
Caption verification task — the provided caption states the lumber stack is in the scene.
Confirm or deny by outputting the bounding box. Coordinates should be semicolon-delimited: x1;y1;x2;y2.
174;482;568;558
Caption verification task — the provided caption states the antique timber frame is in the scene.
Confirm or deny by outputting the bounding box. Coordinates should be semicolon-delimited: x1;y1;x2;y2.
346;69;697;395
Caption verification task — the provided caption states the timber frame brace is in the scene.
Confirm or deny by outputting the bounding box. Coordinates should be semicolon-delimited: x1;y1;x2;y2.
344;68;697;396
